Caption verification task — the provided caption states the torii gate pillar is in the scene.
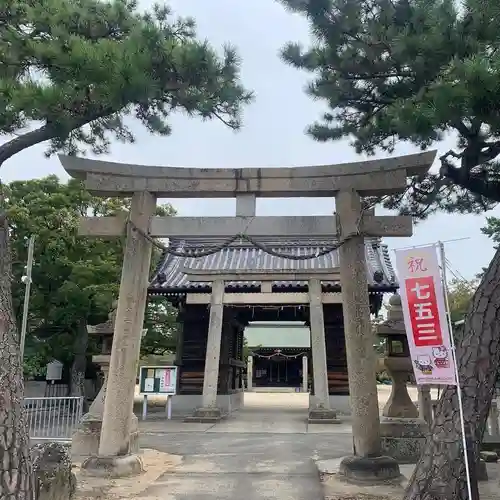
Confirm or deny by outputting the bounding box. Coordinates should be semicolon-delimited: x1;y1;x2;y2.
81;191;156;477
335;190;401;481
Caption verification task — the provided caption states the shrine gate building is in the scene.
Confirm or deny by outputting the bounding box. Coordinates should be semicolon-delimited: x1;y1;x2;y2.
148;236;397;415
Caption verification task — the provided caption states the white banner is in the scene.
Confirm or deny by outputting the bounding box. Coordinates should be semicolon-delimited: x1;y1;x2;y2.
394;244;457;386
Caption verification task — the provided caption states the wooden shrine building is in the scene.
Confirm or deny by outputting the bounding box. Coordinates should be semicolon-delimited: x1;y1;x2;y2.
148;236;397;414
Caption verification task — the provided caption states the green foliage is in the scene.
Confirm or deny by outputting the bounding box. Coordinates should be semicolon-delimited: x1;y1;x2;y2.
8;176;123;337
22;346;49;379
141;295;179;356
482;216;500;247
0;0;253;163
280;0;500;214
447;278;478;324
7;176;178;373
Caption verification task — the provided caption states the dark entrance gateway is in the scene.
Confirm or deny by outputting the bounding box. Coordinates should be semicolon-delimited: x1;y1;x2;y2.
251;348;307;389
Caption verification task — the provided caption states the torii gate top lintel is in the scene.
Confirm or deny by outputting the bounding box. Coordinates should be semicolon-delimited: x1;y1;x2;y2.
58;150;436;198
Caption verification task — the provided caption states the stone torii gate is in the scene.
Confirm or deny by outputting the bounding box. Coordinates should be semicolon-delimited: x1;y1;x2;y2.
59;150;436;482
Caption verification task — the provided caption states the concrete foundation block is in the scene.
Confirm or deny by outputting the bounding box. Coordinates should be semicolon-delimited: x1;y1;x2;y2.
172;392;242;416
81;454;144;478
72;413;140;458
71;418;102;458
185;407;225;423
379;417;426;464
308;408;341;424
380;436;425;464
338;455;402;485
477;459;488;482
308;395;351;415
71;421;140;458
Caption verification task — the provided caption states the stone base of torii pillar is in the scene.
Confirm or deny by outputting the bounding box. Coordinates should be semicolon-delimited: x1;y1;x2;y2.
71;355;140;458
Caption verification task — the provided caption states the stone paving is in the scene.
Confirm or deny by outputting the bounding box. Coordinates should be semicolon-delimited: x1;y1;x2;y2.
76;390;500;500
136;393;351;500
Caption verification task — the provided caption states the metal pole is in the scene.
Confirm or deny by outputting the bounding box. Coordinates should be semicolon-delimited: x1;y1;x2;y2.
20;235;35;361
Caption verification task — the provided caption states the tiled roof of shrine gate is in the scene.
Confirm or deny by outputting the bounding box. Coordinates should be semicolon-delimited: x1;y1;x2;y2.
148;237;398;293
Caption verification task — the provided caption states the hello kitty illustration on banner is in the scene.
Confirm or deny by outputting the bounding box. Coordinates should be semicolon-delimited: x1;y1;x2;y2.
394;245;457;386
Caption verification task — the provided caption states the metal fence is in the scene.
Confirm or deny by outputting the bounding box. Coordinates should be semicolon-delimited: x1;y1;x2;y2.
24;396;83;442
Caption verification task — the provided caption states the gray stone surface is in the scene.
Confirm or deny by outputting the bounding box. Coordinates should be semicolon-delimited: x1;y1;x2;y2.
185;407;225;423
337;190;382;457
302;356;308;393
318;458;500;500
137;393;352;499
247;355;253;391
81;454;144;479
380;436;424;465
75;391;500;500
308;408;341;424
309;278;332;412
71;359;110;457
98;191;156;459
338;455;401;485
31;442;76;500
59;150;436;198
477;459;488;481
200;279;224;410
379;417;426;464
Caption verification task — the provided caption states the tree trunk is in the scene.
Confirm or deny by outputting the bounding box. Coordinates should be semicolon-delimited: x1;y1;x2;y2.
404;247;500;500
70;320;88;411
0;211;33;499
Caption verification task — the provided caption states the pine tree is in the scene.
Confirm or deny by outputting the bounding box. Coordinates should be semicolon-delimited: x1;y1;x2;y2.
0;1;252;498
279;0;500;498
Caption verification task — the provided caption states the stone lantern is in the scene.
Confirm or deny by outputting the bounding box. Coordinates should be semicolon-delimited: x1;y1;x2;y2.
71;305;140;457
376;293;427;463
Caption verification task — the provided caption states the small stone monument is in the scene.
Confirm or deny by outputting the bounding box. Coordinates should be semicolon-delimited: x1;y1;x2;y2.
376;293;427;463
32;442;76;500
71;305;139;458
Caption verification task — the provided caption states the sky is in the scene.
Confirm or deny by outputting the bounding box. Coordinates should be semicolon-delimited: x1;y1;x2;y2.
1;0;497;280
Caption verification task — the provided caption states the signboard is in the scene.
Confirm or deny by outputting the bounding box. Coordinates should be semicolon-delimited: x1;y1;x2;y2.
46;360;63;381
395;245;457;386
138;365;177;395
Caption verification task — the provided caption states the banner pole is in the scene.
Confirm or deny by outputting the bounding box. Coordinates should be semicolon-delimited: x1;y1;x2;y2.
438;241;473;500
